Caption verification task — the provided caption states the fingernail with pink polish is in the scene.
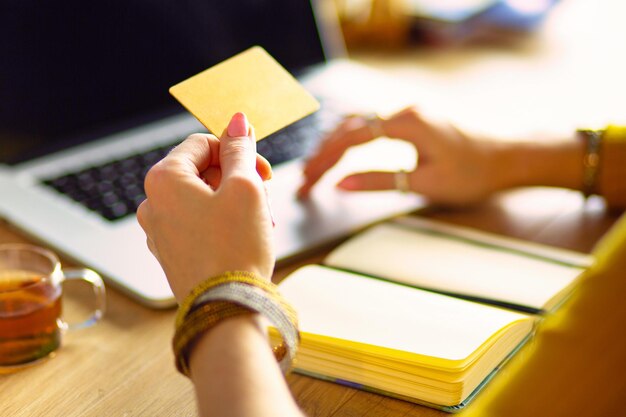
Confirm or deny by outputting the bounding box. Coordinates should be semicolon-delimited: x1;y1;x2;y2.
337;176;358;190
227;112;249;137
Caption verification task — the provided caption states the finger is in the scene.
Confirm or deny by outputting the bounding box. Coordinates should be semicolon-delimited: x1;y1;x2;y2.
336;171;399;192
144;134;220;199
381;106;447;152
136;199;151;234
200;166;222;190
298;117;383;198
166;133;221;177
304;117;380;176
256;153;272;181
219;113;257;181
337;168;440;197
145;236;162;266
201;160;266;188
264;183;276;227
146;236;157;257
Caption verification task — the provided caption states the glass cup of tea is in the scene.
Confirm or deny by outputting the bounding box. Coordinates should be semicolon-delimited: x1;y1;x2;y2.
0;244;106;371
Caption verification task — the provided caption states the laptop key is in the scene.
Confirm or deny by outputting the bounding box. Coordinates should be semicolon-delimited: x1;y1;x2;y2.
42;143;176;222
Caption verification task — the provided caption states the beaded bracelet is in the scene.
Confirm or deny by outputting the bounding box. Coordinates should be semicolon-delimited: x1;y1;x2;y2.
577;129;604;197
173;271;299;377
175;271;278;328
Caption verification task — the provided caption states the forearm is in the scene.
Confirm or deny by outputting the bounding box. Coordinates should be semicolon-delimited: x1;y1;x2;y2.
492;128;626;210
493;134;584;192
189;315;304;417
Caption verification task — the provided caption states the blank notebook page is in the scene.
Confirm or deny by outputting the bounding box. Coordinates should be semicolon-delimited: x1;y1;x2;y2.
325;223;583;310
279;265;531;364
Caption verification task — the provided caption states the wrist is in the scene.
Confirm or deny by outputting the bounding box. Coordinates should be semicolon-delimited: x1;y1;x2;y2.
171;265;273;305
173;271;300;377
188;313;266;377
491;135;584;191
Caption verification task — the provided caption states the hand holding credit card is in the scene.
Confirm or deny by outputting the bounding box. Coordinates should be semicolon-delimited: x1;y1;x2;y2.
169;46;320;140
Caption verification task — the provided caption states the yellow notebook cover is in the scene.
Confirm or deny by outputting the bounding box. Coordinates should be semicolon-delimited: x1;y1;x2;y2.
277;264;534;410
272;217;593;410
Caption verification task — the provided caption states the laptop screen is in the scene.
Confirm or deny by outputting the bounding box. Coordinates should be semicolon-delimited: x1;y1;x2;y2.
0;0;328;164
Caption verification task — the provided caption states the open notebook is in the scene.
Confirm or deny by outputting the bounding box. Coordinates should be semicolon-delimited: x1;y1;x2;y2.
274;216;591;411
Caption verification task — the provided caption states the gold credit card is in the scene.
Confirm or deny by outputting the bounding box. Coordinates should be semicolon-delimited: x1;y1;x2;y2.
169;46;320;140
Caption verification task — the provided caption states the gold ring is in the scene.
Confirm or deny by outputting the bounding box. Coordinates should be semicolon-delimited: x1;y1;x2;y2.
365;114;386;139
394;170;410;193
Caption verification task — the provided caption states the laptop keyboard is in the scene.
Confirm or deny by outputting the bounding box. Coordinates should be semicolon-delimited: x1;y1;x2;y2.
257;112;326;166
42;108;343;222
43;143;174;221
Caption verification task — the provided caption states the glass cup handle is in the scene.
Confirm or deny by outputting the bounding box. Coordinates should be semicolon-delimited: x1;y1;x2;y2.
61;268;106;330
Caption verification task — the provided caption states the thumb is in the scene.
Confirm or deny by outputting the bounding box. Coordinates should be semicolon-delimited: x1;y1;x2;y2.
220;112;256;180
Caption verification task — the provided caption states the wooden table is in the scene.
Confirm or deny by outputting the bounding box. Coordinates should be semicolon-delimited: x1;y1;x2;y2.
2;0;624;415
1;187;620;417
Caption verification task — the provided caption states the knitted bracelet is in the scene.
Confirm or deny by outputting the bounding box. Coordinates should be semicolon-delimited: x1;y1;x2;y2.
175;271;278;329
173;271;299;377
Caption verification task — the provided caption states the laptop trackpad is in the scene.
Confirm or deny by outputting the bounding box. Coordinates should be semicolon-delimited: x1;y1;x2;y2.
269;138;423;262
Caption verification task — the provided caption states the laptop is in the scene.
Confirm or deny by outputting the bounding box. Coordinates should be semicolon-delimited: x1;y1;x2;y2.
0;0;423;307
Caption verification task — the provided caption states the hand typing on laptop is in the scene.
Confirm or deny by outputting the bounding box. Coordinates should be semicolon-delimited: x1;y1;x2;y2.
298;106;500;205
298;105;604;207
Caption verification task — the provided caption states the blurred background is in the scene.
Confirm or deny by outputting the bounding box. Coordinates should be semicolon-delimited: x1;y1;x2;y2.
332;0;626;139
338;0;561;47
